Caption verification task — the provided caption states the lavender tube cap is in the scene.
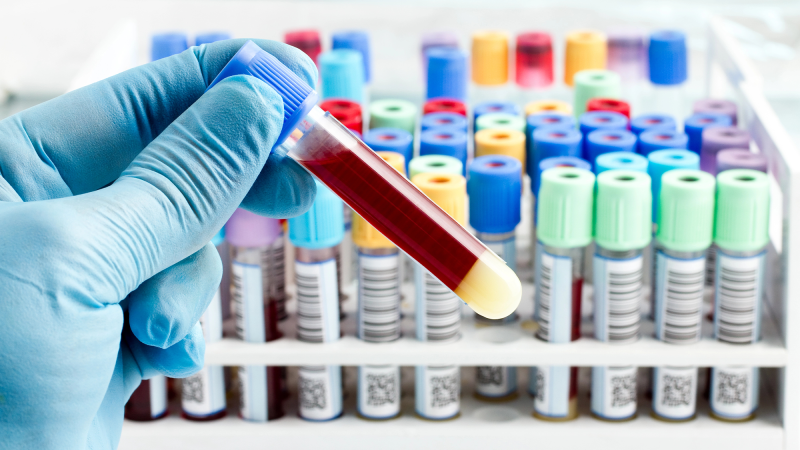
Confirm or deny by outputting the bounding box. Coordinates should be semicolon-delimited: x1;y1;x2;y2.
717;149;767;174
225;208;283;248
693;99;737;126
700;127;750;174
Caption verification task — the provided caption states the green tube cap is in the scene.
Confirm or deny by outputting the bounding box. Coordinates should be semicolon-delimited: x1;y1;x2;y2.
714;169;770;252
595;170;652;251
656;169;715;252
573;69;621;117
537;167;596;248
369;99;417;135
409;155;463;179
475;113;526;133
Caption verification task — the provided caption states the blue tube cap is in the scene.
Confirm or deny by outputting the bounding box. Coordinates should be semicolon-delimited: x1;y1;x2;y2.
535;156;591;195
468;155;522;233
208;41;318;147
530;126;583;187
630;114;677;136
638;129;688;156
421;112;469;132
684;112;733;153
363;128;414;171
151;32;188;61
426;48;468;101
332;30;371;82
526;114;575;178
319;49;365;102
649;30;688;85
195;32;231;46
586;129;637;167
474;101;521;122
419;129;468;174
579;111;628;135
289;180;345;249
647;149;699;222
595;151;648;175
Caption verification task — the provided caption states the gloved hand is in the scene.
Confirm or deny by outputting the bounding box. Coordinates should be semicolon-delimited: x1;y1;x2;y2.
0;39;317;449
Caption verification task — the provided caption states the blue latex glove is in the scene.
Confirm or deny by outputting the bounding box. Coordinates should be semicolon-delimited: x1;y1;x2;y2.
0;39;317;449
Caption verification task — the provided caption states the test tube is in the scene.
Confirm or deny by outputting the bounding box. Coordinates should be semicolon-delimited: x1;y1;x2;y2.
210;41;521;320
709;169;769;421
515;32;554;94
530;126;583;193
227;209;284;422
700;127;751;174
471;31;510;103
716;149;767;174
320;98;363;134
475;113;526;133
586;129;637;169
564;30;607;87
525;114;575;182
284;30;322;65
421;112;469;133
363;128;414;173
426;48;468;101
408;155;464;179
289;180;345;421
419;129;469;175
474;129;526;170
586;98;631;119
424;97;468;117
684;113;732;155
630;114;677;137
594;151;648;175
607;30;646;108
579;111;627;160
525;100;572;117
353;152;406;420
572;70;621;118
638;129;689;156
369;99;417;136
473;101;521;133
125;375;168;421
648;30;688;128
591;170;651;421
421;31;459;69
332;31;371;84
694;99;738;126
319;49;364;104
534;167;595;421
151;32;188;61
652;169;715;422
412;172;466;420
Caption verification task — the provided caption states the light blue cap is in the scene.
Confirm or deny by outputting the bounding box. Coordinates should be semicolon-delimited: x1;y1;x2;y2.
586;129;637;167
332;30;371;82
426;48;468;100
419;129;468;174
595;151;648;175
195;32;231;46
535;156;591;195
638;129;688;156
630;114;676;136
647;149;699;222
151;32;188;61
684;112;732;153
649;30;688;85
289;180;344;249
363;128;413;172
212;227;225;247
531;126;583;191
421;112;468;132
319;49;364;102
468;155;522;233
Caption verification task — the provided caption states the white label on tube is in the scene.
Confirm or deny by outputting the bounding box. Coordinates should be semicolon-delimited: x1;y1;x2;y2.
268;236;286;305
357;365;401;419
296;258;340;343
182;365;226;418
536;251;573;344
591;366;637;420
484;236;517;273
200;289;223;343
475;366;517;398
298;365;343;421
238;365;268;422
652;366;697;420
415;365;460;420
593;254;643;343
357;253;402;343
710;366;759;420
534;365;573;419
414;263;461;343
714;251;765;344
148;374;167;419
654;252;705;344
232;261;265;343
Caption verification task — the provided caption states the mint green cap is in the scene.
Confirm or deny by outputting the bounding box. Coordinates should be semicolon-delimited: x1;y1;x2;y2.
369;99;417;135
573;69;621;117
408;155;463;179
714;169;770;252
537;167;596;248
289;180;344;249
595;170;652;251
475;113;526;133
656;169;715;252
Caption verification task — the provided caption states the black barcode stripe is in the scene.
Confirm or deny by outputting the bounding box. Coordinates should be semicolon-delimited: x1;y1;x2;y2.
424;272;460;341
661;258;704;344
606;260;643;343
296;262;335;343
358;255;401;342
231;267;247;339
536;259;552;341
717;259;758;343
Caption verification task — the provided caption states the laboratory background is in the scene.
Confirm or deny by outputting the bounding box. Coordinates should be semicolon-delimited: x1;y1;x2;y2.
2;0;800;449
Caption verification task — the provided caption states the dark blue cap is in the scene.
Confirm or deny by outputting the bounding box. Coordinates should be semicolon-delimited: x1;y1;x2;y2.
647;149;699;222
419;129;468;174
595;151;648;175
468;155;522;233
535;156;591;196
474;101;521;123
648;30;688;85
526;114;575;178
332;30;371;82
363;128;413;172
630;114;676;136
208;41;318;147
426;48;468;101
638;129;688;156
684;112;733;153
586;129;637;167
530;126;583;191
421;112;468;132
579;111;628;159
151;32;188;61
195;32;231;46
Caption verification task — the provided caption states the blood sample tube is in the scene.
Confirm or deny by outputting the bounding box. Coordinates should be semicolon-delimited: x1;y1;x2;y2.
411;172;466;420
421;31;459;67
651;169;715;422
419;129;468;174
694;99;738;126
473;101;520;132
363;128;413;173
579;111;627;159
475;129;526;170
370;99;417;136
125;375;168;421
586;98;631;119
594;151;648;175
409;155;463;179
573;70;621;118
586;129;637;169
227;209;284;422
475;113;526;133
525;114;575;181
525;100;572;117
535;156;591;196
516;32;554;91
289;180;345;421
319;49;365;103
684;113;732;155
421;112;469;133
424;97;468;116
333;31;371;83
716;149;767;174
353;152;405;420
648;31;689;128
700;127;751;174
426;48;468;101
196;32;231;46
630;114;676;137
530;127;583;193
210;41;521;320
471;31;510;103
151;32;188;61
284;30;322;64
638;129;689;156
591;170;651;421
607;30;646;83
564;30;607;87
319;98;363;135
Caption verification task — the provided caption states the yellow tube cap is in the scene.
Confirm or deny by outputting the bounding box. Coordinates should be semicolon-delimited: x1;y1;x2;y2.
474;129;526;171
564;30;607;86
352;151;406;249
472;31;509;86
525;100;572;117
411;172;467;226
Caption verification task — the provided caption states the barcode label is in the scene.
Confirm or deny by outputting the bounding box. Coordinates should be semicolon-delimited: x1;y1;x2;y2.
415;365;460;419
182;365;226;418
591;366;637;420
652;366;697;420
535;251;574;344
593;255;643;343
200;289;223;343
710;366;759;420
296;259;340;343
298;365;343;421
484;236;517;272
148;375;168;419
714;252;764;344
265;236;287;319
232;262;266;343
238;365;268;422
414;264;461;342
654;252;705;344
705;244;717;286
357;253;402;343
358;365;401;419
475;366;517;398
534;366;576;419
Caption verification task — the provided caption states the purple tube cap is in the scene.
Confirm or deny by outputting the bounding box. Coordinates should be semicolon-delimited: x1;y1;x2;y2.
717;149;767;174
225;208;282;248
694;99;737;125
422;31;459;52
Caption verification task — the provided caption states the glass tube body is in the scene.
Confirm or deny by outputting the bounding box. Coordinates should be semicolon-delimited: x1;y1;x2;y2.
124;375;168;421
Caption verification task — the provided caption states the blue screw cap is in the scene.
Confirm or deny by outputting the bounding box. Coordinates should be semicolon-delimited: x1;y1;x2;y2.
151;32;188;61
332;30;371;82
648;30;688;85
684;112;733;153
531;126;583;191
421;112;469;132
630;114;677;136
208;41;318;147
474;101;521;123
536;156;591;195
647;149;699;223
319;49;365;102
426;48;468;101
195;32;231;46
363;128;414;172
526;113;575;179
638;129;688;156
419;129;468;174
586;129;637;167
595;151;648;175
289;180;345;249
468;155;522;234
579;111;628;136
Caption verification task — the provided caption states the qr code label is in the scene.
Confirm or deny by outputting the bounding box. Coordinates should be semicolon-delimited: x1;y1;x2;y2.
653;367;697;420
299;377;327;410
416;366;460;419
591;366;637;420
299;365;342;421
358;365;401;419
711;366;758;419
182;373;204;404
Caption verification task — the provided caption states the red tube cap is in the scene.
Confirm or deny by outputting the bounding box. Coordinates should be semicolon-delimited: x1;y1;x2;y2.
285;29;321;64
423;97;467;117
586;98;631;119
320;98;363;134
515;32;553;89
